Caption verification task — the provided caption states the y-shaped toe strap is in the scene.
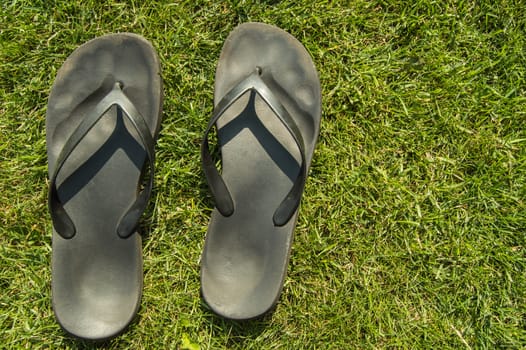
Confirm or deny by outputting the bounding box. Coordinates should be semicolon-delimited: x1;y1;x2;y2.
201;68;307;226
49;82;155;239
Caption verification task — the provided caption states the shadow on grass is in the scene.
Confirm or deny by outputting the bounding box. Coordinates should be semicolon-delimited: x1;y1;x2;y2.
202;301;274;347
60;334;115;349
60;337;112;350
57;312;143;349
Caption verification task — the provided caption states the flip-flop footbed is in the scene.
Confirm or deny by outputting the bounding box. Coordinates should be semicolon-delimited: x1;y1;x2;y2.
201;23;321;320
47;33;162;340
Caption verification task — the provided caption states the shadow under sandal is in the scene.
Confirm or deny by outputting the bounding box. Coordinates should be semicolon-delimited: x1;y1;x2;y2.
201;22;321;320
46;33;162;340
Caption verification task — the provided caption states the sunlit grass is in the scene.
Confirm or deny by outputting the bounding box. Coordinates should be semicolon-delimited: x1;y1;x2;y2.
1;0;524;348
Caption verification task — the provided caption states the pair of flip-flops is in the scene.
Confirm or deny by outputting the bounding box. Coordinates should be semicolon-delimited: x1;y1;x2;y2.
47;23;321;341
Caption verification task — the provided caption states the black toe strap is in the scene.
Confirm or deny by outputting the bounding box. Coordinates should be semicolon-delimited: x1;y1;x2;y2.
49;82;155;239
201;68;307;226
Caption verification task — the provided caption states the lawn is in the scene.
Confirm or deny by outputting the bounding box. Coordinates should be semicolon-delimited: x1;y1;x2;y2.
1;0;525;348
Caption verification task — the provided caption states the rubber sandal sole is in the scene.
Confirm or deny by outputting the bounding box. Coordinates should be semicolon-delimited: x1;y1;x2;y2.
47;33;162;340
200;22;321;320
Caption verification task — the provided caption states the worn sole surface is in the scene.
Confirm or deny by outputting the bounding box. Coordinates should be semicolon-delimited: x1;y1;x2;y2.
201;22;321;320
46;33;162;340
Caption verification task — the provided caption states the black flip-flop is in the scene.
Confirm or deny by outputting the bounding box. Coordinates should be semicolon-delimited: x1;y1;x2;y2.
200;23;321;320
46;33;162;340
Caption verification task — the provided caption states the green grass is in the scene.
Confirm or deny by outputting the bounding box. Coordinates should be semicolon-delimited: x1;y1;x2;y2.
1;0;525;348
